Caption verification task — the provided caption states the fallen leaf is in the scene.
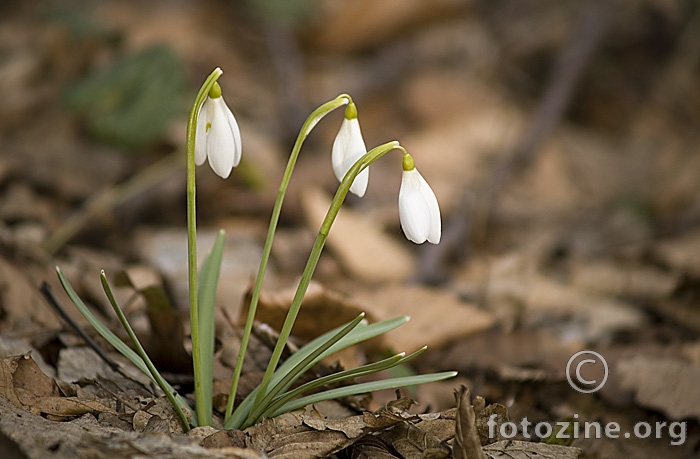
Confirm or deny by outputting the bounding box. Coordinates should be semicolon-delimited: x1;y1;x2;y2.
244;410;360;459
239;280;376;342
483;440;581;459
653;228;700;276
453;385;486;459
0;395;229;458
482;254;646;342
344;435;397;458
357;284;495;352
616;355;700;420
570;260;677;299
379;421;450;459
10;352;55;398
475;402;509;446
402;97;523;213
0;257;61;332
0;353;114;419
309;0;467;52
56;347;122;383
301;186;416;282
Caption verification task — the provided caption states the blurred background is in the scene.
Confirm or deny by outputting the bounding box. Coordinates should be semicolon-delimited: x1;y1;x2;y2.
1;0;700;456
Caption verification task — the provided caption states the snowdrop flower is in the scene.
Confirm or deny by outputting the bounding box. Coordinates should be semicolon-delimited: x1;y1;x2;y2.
195;82;242;179
332;102;369;197
398;153;441;244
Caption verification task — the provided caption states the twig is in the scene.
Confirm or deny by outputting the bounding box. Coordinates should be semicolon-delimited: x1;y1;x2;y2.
484;0;613;227
40;281;160;396
39;282;121;372
415;1;613;283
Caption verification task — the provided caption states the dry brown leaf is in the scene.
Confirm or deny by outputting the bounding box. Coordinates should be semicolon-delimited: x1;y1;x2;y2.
357;284;495;352
0;355;27;408
454;385;486;459
500;126;639;221
416;413;456;444
132;396;189;434
402;97;523;214
0;257;61;332
346;435;397;458
0;395;233;459
0;353;115;419
570;260;676;299
309;0;468;52
379;421;450;459
483;440;581;459
303;414;367;440
239;280;375;343
301;186;416;283
32;396;114;418
244;410;361;459
11;352;55;398
616;355;700;420
475;403;509;447
0;354;58;411
653;228;700;275
56;347;122;383
200;428;247;449
482;254;646;342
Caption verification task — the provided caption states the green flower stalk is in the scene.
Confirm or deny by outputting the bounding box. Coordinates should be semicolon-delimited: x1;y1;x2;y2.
186;67;242;425
251;139;404;414
224;94;352;422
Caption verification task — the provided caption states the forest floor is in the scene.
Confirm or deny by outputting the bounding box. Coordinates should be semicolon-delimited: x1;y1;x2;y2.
1;1;700;457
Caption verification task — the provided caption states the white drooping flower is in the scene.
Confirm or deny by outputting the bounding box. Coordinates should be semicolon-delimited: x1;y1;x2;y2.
398;153;441;244
195;82;242;179
331;102;369;197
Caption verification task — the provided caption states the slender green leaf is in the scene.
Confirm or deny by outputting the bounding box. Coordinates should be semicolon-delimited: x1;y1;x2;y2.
55;267;196;426
271;371;458;417
100;271;191;431
244;313;365;426
261;347;427;420
225;316;410;429
195;229;225;426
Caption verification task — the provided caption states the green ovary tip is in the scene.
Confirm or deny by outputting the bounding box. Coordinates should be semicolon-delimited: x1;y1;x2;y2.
208;82;222;99
402;152;415;171
344;102;358;120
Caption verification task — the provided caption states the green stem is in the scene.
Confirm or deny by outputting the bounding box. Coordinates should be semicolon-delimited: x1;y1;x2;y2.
186;67;223;426
224;94;352;422
251;140;402;412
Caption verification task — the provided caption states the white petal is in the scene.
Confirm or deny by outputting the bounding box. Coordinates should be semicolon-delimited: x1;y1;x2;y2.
398;169;441;244
206;99;236;178
350;167;369;198
331;118;368;197
194;101;208;166
331;118;352;182
417;172;441;244
222;97;242;167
